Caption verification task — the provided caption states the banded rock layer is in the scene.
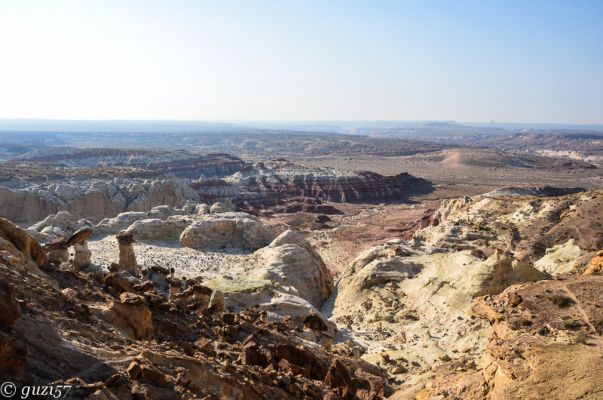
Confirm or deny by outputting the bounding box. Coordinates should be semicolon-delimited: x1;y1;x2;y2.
209;160;433;213
11;148;246;178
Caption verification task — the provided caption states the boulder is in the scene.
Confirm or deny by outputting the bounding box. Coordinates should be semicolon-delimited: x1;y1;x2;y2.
100;292;153;340
30;211;91;237
195;204;210;215
209;202;232;214
65;227;94;247
252;230;333;307
95;212;147;235
126;217;193;241
180;213;274;250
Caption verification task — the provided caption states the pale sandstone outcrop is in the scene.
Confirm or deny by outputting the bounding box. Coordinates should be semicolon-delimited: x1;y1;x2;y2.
252;230;333;307
0;178;198;224
534;239;587;276
126;216;194;241
201;230;334;336
331;237;548;380
179;212;274;250
417;189;603;262
95;211;147;235
195;203;210;215
30;211;92;238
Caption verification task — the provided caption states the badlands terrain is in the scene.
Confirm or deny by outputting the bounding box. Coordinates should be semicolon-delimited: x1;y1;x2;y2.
1;127;603;399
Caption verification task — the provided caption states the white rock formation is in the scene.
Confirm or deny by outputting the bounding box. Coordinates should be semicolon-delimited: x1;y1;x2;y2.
126;216;194;241
331;238;549;380
179;213;274;250
251;230;333;307
209;202;232;214
534;239;587;276
0;178;198;224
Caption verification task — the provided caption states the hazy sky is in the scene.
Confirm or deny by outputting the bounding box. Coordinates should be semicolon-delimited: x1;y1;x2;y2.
0;0;601;123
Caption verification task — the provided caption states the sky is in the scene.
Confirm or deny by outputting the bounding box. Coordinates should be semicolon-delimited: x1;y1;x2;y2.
0;0;601;124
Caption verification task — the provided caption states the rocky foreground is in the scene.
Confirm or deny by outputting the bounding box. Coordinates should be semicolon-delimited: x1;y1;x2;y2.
0;215;389;399
1;188;603;399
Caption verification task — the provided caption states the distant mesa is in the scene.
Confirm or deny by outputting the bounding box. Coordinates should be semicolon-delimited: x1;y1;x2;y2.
195;159;434;214
10;148;247;179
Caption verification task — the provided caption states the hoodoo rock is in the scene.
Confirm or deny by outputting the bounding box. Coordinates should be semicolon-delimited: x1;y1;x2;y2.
116;231;139;274
67;227;94;270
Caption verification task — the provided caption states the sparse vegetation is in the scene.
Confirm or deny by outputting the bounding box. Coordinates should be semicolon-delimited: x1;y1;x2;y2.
562;317;582;330
573;331;590;344
548;294;575;308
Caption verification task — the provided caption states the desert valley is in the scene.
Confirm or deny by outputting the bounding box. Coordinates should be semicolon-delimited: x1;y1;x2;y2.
1;124;602;399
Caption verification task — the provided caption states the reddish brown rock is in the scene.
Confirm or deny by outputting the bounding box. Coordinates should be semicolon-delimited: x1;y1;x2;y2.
44;238;70;265
584;250;603;275
103;292;153;340
0;216;48;271
0;277;20;327
325;360;357;399
0;331;27;378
